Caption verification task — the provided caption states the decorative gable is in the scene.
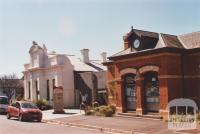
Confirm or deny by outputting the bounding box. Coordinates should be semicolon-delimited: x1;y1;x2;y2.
29;41;42;54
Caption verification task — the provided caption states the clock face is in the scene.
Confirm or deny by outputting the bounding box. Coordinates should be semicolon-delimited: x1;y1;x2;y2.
133;39;140;49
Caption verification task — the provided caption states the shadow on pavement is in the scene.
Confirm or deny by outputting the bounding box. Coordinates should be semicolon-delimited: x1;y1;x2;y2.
8;118;45;123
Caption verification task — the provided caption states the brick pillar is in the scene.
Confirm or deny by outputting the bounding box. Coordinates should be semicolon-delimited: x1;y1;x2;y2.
115;80;122;113
115;65;124;113
107;81;116;108
158;78;169;118
136;77;145;115
120;80;126;113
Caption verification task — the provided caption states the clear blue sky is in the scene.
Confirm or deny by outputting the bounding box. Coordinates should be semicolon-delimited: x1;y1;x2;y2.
0;0;199;77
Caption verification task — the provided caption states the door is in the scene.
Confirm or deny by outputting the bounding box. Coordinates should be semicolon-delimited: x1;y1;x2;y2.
12;102;20;117
10;103;16;116
124;74;136;111
144;72;159;112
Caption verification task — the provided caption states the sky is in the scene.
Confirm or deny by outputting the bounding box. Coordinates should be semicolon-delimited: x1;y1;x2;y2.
0;0;199;78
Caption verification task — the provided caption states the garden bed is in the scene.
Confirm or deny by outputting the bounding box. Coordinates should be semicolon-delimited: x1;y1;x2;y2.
85;105;116;117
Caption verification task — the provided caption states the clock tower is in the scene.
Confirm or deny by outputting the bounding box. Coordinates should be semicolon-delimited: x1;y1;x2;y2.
132;39;140;49
123;28;159;51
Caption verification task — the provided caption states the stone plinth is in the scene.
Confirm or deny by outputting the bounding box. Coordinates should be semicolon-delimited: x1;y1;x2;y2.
53;86;65;114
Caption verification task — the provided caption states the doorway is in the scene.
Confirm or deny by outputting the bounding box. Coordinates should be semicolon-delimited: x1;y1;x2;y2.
144;72;159;112
124;74;136;111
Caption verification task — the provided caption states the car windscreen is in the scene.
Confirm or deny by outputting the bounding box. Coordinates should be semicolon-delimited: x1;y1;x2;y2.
0;97;9;105
21;103;38;109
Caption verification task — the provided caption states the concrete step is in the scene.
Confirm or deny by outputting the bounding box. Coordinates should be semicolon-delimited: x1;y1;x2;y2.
117;112;163;120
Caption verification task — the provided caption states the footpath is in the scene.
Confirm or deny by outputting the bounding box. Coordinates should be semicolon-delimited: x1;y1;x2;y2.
42;110;200;134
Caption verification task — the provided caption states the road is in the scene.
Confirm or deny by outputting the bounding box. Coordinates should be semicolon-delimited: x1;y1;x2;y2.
0;115;107;134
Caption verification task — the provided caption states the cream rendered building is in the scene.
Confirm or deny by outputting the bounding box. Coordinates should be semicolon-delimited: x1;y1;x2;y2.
23;41;107;107
23;41;75;107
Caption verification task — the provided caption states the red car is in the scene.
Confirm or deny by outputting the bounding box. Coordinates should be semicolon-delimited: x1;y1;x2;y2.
7;101;42;122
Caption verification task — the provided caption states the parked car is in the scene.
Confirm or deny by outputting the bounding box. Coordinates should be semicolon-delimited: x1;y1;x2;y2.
7;101;42;122
0;96;9;114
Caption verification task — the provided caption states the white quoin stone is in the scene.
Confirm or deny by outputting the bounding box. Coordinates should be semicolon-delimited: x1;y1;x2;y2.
80;49;90;63
101;52;107;62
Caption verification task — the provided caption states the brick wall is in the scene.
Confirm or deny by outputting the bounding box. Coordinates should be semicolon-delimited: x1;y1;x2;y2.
105;49;200;114
183;51;200;107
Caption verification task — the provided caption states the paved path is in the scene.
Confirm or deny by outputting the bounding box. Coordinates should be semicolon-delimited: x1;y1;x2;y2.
0;115;108;134
50;115;200;134
42;109;84;120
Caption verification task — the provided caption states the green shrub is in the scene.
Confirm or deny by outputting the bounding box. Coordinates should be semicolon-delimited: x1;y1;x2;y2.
99;105;115;117
109;105;116;114
84;105;116;117
85;109;95;115
94;107;99;112
85;106;95;115
33;99;51;110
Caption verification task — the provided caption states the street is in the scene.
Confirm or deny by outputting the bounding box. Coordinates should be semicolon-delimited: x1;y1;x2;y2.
0;115;107;134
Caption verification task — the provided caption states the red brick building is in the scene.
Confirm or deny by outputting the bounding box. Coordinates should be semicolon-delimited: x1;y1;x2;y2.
103;28;200;117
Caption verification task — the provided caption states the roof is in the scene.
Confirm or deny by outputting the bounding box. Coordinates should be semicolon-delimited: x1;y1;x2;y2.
90;60;107;71
110;48;132;57
109;29;200;59
161;33;184;48
133;29;159;38
108;47;186;61
179;31;200;49
124;29;159;40
67;56;106;72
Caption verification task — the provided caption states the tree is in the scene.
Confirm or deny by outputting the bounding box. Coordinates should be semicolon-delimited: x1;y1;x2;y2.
0;73;24;100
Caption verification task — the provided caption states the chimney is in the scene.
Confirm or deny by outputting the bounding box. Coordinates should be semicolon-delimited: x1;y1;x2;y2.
101;52;107;62
80;49;90;63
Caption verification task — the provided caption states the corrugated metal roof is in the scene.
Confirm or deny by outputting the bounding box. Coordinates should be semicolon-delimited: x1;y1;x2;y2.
67;56;106;72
